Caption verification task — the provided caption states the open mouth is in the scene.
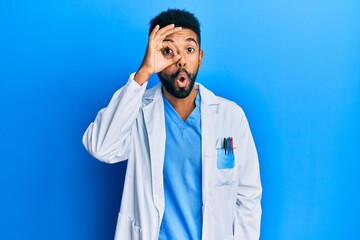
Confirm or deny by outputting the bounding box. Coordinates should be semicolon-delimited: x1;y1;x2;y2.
176;72;188;88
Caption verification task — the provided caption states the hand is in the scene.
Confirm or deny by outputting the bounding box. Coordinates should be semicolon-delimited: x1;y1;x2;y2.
134;24;182;85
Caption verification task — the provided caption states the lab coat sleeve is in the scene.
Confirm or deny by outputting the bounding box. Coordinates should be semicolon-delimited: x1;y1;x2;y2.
235;110;262;239
82;73;147;163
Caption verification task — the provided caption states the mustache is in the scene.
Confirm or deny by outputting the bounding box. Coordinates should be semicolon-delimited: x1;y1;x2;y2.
170;69;190;79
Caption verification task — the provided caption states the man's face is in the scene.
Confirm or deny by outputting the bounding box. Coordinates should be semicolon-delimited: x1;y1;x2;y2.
158;28;203;99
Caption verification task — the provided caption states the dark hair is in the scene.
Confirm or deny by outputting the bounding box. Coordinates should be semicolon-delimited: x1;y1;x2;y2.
149;9;201;46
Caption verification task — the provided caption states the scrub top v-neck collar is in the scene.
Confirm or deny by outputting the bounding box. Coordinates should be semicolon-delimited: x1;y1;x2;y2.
162;92;201;134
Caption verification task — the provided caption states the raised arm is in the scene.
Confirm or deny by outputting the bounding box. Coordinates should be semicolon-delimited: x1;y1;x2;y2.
82;24;183;163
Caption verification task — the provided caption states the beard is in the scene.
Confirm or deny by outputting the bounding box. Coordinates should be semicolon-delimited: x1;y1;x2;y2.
158;68;199;99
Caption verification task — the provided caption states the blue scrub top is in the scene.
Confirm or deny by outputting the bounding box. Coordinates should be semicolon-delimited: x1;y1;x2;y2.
159;92;202;240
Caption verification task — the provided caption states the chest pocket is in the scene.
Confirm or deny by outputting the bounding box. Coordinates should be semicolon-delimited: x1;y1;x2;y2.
214;148;236;186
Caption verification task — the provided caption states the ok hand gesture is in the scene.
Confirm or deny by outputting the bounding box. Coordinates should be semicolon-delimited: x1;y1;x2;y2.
134;24;182;85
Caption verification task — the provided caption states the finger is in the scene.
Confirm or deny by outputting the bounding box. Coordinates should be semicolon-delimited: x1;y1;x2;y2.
151;24;181;45
149;25;160;40
158;25;182;36
153;28;182;48
156;24;176;35
158;27;182;39
158;54;181;71
155;25;183;40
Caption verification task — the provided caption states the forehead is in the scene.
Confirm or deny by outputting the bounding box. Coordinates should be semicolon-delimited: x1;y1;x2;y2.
164;28;199;45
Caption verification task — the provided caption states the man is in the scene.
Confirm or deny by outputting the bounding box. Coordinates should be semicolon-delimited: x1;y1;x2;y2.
83;9;262;240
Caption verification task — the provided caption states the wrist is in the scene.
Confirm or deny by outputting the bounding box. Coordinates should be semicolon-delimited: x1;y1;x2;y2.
134;67;152;86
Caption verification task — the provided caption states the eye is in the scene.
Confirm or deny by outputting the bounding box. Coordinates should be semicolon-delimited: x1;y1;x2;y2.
163;48;173;55
187;47;195;53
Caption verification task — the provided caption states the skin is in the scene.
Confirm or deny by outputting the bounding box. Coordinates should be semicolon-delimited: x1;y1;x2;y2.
134;24;204;121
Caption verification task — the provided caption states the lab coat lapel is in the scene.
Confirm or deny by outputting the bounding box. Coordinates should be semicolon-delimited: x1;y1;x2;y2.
198;83;220;205
142;84;166;216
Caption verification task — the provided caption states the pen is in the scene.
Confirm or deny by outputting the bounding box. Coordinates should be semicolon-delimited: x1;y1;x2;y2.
227;137;230;154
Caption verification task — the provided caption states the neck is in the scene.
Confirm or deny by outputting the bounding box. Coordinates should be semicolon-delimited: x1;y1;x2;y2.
163;87;198;122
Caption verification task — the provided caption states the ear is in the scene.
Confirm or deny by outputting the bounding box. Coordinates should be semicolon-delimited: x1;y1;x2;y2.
199;49;204;68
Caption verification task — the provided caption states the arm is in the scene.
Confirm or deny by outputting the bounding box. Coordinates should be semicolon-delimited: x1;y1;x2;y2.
82;76;147;163
82;24;183;163
235;110;262;239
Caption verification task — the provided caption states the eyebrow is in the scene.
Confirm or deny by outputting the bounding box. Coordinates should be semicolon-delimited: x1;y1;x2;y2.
186;37;198;45
163;37;199;46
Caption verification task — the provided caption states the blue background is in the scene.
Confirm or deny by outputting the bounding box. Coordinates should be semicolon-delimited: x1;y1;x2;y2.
1;0;359;239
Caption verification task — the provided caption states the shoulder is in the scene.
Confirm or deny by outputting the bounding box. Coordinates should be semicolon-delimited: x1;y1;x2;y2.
198;83;245;116
141;83;163;106
218;96;243;112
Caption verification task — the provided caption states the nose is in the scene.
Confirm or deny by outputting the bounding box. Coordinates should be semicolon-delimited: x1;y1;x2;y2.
176;54;186;68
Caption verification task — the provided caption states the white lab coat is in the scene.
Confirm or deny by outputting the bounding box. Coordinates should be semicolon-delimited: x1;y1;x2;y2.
83;73;262;240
